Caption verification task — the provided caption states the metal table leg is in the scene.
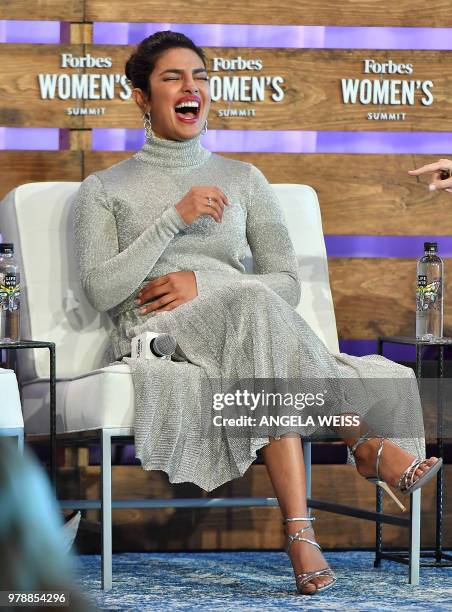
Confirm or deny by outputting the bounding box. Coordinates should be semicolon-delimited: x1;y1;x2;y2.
101;430;113;591
49;344;56;489
374;337;452;569
374;486;383;567
435;345;444;562
409;489;421;585
374;337;384;567
303;439;312;517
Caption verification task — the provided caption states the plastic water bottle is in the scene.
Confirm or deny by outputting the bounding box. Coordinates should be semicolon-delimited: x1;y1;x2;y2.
416;242;443;340
0;243;20;342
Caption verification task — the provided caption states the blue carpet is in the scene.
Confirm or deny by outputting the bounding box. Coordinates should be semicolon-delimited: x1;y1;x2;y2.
75;551;452;611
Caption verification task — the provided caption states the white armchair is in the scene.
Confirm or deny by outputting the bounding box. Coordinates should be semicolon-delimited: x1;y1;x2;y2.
0;367;24;451
0;181;420;590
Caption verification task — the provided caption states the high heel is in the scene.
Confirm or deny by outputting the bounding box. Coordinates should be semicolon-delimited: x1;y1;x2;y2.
283;515;336;595
348;432;443;512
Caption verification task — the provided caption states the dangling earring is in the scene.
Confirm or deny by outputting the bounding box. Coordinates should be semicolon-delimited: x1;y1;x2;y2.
143;111;153;140
201;119;208;135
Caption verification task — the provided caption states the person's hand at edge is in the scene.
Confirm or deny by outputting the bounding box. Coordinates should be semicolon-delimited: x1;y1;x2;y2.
408;158;452;193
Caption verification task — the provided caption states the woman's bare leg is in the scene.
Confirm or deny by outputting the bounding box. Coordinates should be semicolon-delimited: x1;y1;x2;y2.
259;421;437;595
260;434;333;594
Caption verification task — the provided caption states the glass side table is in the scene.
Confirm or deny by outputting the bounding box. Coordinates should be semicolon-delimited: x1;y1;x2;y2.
377;335;452;567
0;339;56;488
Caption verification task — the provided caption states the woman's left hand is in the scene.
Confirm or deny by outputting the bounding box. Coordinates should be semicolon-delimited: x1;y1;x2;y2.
135;271;198;314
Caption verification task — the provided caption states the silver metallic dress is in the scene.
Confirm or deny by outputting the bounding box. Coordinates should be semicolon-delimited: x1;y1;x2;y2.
74;133;425;492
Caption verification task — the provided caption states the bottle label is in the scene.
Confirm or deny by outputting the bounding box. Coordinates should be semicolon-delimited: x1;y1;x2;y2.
416;275;441;311
417;275;427;288
0;273;20;311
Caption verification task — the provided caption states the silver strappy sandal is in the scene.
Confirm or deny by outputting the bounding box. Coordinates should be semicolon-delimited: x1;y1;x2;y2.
283;516;337;595
349;432;443;512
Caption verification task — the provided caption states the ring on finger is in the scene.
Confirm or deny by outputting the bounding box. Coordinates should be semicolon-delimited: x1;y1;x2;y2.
207;196;213;207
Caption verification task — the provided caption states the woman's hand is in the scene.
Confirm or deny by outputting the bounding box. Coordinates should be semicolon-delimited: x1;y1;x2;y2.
134;271;197;314
175;186;229;224
408;159;452;192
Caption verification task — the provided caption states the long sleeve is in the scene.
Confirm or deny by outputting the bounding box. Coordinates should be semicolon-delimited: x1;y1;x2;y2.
194;165;301;308
73;173;188;312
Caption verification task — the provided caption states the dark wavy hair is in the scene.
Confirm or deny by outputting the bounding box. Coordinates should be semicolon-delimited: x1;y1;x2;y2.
125;31;207;99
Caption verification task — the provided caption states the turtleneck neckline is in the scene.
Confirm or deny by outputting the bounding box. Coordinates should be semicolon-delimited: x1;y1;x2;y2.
133;132;211;168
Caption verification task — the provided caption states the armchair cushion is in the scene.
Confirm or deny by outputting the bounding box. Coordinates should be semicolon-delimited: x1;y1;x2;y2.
0;368;23;429
21;363;133;434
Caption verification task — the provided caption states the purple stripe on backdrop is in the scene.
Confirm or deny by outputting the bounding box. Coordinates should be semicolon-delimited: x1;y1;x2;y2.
94;23;452;50
340;339;413;359
0;128;60;150
0;21;61;43
1;21;452;49
0;127;451;156
91;129;452;155
339;339;452;360
325;236;452;258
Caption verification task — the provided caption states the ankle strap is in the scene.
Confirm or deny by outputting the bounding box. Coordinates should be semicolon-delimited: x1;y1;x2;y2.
348;429;373;456
284;518;320;555
283;516;315;524
349;434;385;481
349;430;384;456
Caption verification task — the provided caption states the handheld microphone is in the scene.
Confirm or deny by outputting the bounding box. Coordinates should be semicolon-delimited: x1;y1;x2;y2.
131;331;177;360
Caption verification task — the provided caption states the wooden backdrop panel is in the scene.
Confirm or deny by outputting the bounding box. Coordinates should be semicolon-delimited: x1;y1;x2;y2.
2;45;452;131
61;463;446;551
0;45;84;127
2;150;449;236
85;0;452;28
0;0;83;20
220;153;452;235
330;258;452;339
1;0;451;27
0;151;82;198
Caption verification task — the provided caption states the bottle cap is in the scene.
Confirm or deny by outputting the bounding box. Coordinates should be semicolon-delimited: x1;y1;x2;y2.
0;243;14;254
424;242;438;252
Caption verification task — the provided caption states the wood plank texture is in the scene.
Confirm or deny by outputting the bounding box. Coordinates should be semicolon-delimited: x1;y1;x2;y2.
59;463;448;552
0;151;82;199
2;150;451;235
0;0;83;20
0;45;85;127
222;153;452;236
69;23;93;45
85;0;452;27
329;258;452;339
4;0;452;26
